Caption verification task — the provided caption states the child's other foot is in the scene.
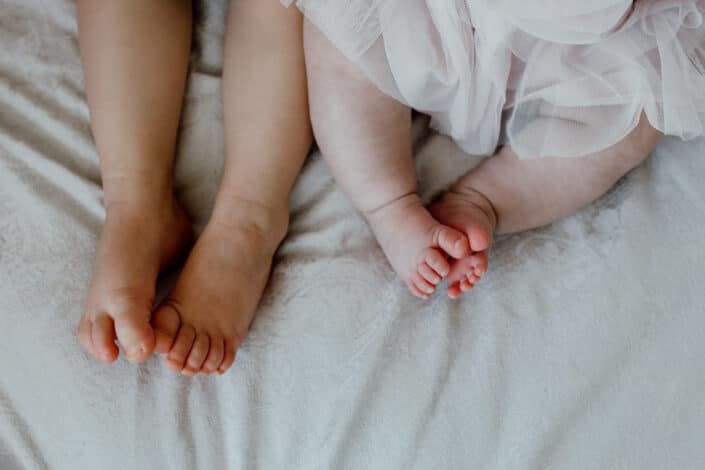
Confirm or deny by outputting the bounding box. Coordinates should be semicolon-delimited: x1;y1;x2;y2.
77;197;192;363
366;194;470;299
151;201;288;376
430;184;496;299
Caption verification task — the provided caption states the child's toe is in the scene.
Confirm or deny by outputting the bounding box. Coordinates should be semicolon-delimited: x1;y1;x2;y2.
152;304;181;354
201;336;225;374
91;315;119;363
182;333;210;376
471;252;489;273
460;279;474;292
217;338;239;375
418;263;442;285
467;226;491;253
166;324;196;372
113;309;155;363
419;248;450;277
411;273;435;296
436;226;470;259
447;284;462;299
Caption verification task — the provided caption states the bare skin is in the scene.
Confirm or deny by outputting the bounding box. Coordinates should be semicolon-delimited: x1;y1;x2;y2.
76;0;193;363
304;19;663;299
77;0;312;375
304;20;471;299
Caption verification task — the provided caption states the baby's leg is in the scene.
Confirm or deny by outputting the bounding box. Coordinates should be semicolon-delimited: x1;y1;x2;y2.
304;21;473;298
76;1;193;363
432;115;662;297
151;0;313;375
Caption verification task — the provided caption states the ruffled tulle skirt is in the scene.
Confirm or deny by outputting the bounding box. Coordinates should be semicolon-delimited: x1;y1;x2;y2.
284;0;705;158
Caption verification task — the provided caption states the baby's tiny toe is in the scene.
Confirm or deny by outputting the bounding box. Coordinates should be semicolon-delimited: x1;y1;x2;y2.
183;333;210;376
418;263;442;285
202;336;225;374
407;281;430;299
421;249;450;277
468;273;480;284
217;338;239;375
412;273;435;296
166;324;196;372
447;284;462;299
460;279;474;292
91;315;119;363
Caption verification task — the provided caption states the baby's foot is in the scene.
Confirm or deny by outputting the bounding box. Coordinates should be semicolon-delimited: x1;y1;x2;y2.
430;183;496;299
77;198;192;363
151;202;288;376
366;194;470;299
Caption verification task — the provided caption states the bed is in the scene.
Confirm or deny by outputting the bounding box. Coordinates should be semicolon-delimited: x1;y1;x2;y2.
1;1;704;469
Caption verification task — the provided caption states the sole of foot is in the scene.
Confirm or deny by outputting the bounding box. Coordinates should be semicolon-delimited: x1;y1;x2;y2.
77;198;193;364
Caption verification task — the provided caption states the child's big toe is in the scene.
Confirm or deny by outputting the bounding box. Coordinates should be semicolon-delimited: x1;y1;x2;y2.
467;226;491;252
437;227;470;259
114;312;156;363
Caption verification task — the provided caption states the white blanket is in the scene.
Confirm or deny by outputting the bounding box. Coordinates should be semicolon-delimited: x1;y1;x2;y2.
1;1;704;469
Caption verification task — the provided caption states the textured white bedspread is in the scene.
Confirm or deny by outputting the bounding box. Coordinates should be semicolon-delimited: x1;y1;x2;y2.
1;1;705;469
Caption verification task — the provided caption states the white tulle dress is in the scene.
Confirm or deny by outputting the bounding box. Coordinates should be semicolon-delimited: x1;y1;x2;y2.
284;0;705;158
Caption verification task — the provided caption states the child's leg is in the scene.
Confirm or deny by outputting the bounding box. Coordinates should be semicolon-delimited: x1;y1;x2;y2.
151;0;313;375
432;115;662;297
76;1;193;363
303;21;482;299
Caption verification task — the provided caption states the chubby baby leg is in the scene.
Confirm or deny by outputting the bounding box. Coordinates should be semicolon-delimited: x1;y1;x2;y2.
433;115;662;297
304;21;472;298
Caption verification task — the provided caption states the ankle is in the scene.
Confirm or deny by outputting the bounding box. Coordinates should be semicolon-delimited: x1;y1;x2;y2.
449;184;499;233
209;194;290;248
102;174;175;215
364;192;421;223
364;193;428;248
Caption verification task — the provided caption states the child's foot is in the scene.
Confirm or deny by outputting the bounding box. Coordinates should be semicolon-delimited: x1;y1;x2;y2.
366;194;471;299
77;197;192;363
430;183;496;299
151;201;288;376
